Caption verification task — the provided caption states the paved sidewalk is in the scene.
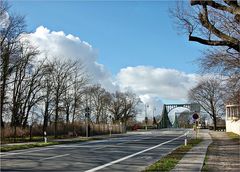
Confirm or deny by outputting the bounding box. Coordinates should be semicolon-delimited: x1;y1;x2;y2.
171;129;212;172
203;131;240;172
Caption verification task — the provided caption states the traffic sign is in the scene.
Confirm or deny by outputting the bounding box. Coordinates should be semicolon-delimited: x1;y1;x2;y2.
192;113;199;120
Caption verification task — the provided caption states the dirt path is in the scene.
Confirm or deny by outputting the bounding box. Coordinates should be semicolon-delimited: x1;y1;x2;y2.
203;131;240;172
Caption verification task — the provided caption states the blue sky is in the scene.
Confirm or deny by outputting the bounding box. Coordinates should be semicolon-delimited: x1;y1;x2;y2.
8;0;208;112
11;0;205;74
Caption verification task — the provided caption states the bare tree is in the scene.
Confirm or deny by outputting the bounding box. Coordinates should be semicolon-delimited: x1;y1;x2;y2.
171;0;239;52
0;1;26;128
108;91;125;123
87;85;110;124
63;63;87;125
109;91;140;126
41;62;55;134
199;48;240;103
171;0;240;103
21;58;45;128
71;65;87;129
50;59;78;138
121;92;140;126
188;77;224;130
10;44;38;124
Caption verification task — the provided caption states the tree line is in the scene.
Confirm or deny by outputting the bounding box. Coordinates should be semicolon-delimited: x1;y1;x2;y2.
0;1;141;138
171;0;239;130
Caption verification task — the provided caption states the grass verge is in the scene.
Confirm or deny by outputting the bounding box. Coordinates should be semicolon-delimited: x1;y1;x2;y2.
144;138;202;172
201;146;210;172
0;137;101;152
0;142;59;152
227;132;240;142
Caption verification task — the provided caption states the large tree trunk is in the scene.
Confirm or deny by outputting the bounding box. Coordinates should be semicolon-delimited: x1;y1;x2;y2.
66;105;70;124
213;116;217;131
0;52;9;128
210;100;217;131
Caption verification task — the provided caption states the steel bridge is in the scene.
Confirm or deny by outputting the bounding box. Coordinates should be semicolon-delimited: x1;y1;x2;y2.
158;103;201;128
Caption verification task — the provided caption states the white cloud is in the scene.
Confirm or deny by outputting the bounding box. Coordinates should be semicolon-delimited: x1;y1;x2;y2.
24;26;202;121
116;66;200;102
25;26;117;92
0;11;10;29
116;66;201;121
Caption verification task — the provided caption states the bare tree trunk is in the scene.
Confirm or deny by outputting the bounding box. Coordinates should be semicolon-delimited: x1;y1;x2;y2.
0;52;9;128
54;95;59;139
213;116;217;131
210;100;217;131
72;105;76;135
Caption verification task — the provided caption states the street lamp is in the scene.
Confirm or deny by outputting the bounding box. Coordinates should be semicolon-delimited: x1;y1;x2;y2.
145;104;149;130
153;107;156;128
152;107;156;119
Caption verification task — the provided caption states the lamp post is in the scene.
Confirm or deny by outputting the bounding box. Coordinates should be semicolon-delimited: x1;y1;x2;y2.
153;107;156;128
145;104;149;130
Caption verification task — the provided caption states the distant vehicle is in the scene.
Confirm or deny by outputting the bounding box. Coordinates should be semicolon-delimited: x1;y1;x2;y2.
132;124;140;131
208;117;226;130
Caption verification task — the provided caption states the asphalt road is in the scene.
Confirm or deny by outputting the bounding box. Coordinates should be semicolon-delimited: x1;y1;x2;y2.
0;129;189;172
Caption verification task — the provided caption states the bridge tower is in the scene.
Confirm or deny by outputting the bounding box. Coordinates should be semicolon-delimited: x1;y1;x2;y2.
158;105;172;128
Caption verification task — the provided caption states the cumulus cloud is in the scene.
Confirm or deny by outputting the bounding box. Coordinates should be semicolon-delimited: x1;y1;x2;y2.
25;26;117;91
116;66;200;102
0;11;10;29
137;94;164;121
24;26;202;121
116;66;202;121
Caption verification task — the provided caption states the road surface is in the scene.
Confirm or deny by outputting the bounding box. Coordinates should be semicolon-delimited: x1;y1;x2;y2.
0;129;189;172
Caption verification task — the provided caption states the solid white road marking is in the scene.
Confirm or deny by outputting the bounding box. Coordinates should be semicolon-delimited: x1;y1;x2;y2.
39;154;70;161
0;140;109;157
0;147;56;157
85;134;185;172
91;136;154;150
54;145;98;148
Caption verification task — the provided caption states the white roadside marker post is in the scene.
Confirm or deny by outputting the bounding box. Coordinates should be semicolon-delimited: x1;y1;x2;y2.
44;131;47;143
184;132;187;146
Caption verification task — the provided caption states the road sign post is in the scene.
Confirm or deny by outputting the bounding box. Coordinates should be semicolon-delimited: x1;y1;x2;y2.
192;113;199;139
109;115;112;137
85;107;90;137
145;117;148;131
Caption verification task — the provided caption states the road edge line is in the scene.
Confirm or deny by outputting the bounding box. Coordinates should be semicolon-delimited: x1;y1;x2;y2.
85;134;185;172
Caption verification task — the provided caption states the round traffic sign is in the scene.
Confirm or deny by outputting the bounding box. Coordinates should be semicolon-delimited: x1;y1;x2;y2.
192;113;199;120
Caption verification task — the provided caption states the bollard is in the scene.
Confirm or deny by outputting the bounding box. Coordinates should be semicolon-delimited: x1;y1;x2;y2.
109;125;112;137
44;131;47;143
184;132;187;146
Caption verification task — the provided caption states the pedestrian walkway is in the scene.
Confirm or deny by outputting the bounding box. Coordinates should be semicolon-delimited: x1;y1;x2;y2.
171;129;212;172
203;131;240;172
